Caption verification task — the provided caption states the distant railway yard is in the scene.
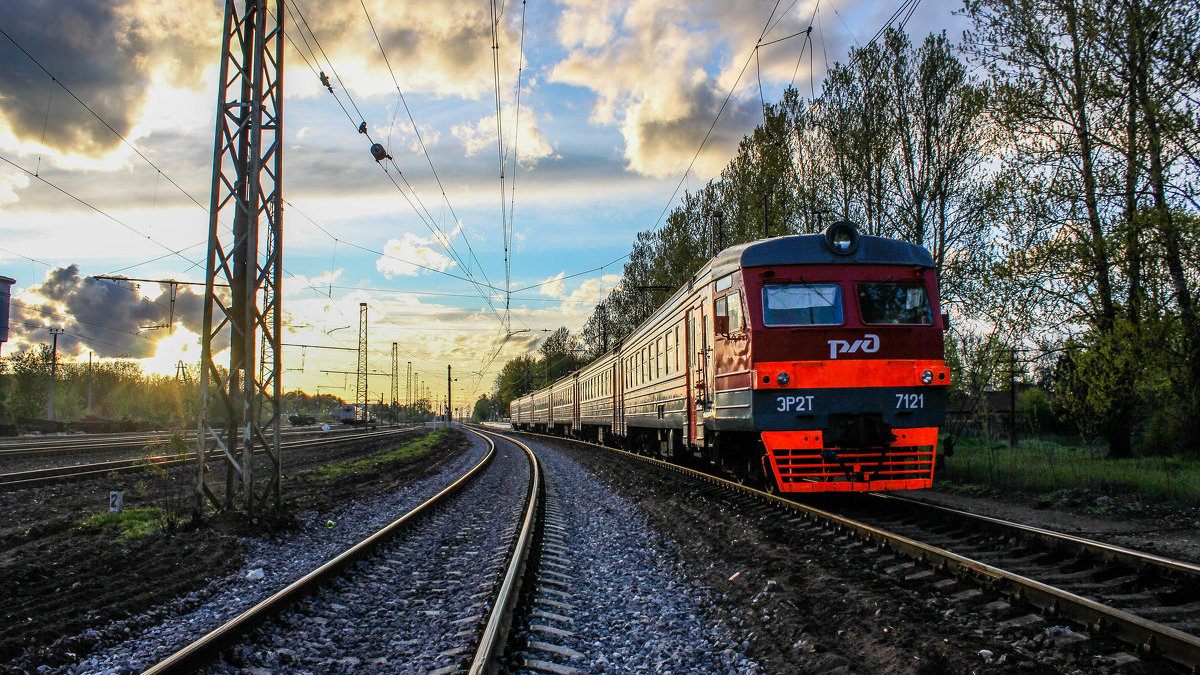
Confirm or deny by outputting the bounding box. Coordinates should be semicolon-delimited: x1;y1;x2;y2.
0;424;1196;674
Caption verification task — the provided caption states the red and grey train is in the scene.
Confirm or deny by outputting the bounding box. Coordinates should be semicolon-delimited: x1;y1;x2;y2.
510;222;951;493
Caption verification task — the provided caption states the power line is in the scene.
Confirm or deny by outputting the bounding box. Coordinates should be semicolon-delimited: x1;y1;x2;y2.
647;0;786;236
284;2;507;329
505;0;530;335
356;0;498;296
283;199;503;290
0;25;211;215
0;153;204;271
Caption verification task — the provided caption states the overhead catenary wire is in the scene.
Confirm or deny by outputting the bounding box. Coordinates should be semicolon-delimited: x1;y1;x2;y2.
284;1;509;329
0;153;205;273
505;0;530;335
0;25;211;216
356;0;498;296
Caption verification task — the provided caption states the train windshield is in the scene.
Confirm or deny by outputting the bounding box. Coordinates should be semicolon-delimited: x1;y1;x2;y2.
857;283;932;324
762;284;843;326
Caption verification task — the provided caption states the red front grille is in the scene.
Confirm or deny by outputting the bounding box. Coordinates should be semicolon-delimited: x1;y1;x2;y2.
762;428;937;493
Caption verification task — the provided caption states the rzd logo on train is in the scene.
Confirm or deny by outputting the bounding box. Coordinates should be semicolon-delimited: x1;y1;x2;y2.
827;334;880;359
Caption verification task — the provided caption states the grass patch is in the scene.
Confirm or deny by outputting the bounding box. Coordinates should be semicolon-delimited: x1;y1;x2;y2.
940;437;1200;507
299;428;448;481
76;508;167;540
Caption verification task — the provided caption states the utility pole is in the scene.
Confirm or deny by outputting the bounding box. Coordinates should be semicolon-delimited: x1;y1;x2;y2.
1010;347;1018;450
87;352;93;416
195;0;284;517
47;327;63;421
0;276;13;360
447;364;452;425
356;303;368;422
599;300;608;353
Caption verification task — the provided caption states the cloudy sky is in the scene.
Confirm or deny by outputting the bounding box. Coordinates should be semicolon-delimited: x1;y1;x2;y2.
0;0;966;409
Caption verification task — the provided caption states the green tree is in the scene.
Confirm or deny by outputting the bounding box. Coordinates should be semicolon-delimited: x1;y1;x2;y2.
472;394;493;422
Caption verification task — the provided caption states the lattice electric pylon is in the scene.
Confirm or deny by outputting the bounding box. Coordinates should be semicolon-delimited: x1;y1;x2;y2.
391;343;399;407
196;0;284;517
356;302;368;421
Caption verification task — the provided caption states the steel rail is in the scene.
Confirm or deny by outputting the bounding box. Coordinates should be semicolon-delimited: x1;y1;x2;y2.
508;429;1200;671
0;425;371;459
0;427;419;489
468;428;543;674
874;493;1200;579
140;432;497;675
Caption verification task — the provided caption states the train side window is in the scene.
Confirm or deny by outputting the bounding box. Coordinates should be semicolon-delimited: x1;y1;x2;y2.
729;293;743;332
653;339;660;379
714;295;729;334
674;326;681;370
762;284;843;326
656;336;664;378
857;283;933;324
714;274;732;292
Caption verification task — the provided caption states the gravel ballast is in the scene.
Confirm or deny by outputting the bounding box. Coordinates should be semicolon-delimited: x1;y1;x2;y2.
51;433;490;674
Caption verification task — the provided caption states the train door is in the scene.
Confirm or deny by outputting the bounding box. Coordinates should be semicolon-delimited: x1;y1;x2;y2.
686;303;708;446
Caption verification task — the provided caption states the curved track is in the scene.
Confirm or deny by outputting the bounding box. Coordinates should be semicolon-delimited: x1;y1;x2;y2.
140;427;544;674
510;429;1200;671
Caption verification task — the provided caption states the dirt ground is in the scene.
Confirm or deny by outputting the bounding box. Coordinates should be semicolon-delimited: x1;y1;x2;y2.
0;427;469;670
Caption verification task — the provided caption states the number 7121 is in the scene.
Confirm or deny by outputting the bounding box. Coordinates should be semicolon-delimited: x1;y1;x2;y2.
895;393;924;409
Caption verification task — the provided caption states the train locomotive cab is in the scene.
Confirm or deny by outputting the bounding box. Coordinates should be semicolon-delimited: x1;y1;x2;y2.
733;222;950;492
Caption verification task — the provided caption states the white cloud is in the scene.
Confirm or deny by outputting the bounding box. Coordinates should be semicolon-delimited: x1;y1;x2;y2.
376;232;457;278
538;271;566;298
451;107;556;167
549;0;812;178
0;166;30;207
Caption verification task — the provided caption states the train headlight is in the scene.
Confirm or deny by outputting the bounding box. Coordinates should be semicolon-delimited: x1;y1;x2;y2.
921;369;933;384
777;372;790;386
823;221;860;255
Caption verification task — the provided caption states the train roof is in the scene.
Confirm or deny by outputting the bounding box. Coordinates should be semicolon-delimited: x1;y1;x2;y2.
710;231;934;278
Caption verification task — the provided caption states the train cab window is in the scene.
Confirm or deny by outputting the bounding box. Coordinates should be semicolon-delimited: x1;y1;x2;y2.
857;283;932;324
762;284;843;326
716;293;744;334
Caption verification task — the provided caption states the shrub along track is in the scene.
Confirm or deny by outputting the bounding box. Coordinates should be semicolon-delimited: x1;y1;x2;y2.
0;427;472;668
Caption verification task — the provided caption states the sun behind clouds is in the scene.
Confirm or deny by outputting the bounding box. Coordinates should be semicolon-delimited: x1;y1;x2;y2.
138;326;202;378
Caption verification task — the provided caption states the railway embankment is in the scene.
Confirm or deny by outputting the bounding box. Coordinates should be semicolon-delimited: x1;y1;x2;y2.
931;436;1200;564
0;426;465;670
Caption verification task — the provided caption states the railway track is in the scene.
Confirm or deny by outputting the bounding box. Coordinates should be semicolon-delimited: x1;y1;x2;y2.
140;427;542;674
0;426;418;489
511;430;1200;672
0;424;362;459
831;493;1200;666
